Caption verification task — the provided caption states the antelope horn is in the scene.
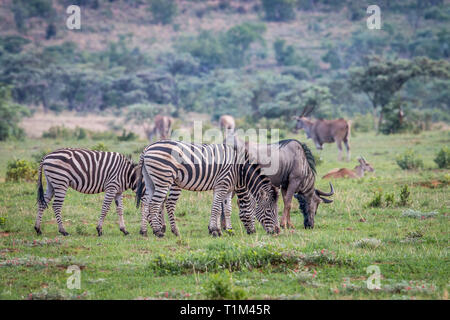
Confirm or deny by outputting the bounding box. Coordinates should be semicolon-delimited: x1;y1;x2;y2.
315;182;334;197
304;105;315;117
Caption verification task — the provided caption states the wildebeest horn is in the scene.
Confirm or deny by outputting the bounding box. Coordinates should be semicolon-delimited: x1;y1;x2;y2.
315;182;334;197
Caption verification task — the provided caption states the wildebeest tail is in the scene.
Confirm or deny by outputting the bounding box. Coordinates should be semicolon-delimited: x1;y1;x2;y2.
37;160;47;208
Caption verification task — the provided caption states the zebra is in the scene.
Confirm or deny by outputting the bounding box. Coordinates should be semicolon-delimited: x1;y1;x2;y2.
35;148;147;236
136;140;280;237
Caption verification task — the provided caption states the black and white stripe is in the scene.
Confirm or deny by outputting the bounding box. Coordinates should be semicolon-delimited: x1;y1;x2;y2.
136;140;280;237
35;148;145;236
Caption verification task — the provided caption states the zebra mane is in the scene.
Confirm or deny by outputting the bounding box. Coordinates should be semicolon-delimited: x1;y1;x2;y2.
276;139;316;175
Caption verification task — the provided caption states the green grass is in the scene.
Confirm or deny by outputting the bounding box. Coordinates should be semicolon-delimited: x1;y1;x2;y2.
0;130;449;300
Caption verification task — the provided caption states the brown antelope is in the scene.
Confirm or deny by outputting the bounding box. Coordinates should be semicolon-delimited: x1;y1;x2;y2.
145;115;173;142
294;106;351;161
322;157;374;179
219;115;235;135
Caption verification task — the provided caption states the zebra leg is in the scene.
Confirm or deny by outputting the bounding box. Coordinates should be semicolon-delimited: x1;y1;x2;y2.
96;188;116;236
220;192;233;232
52;186;69;236
165;186;181;236
114;193;129;235
148;186;170;238
35;182;54;235
209;189;229;237
139;195;149;237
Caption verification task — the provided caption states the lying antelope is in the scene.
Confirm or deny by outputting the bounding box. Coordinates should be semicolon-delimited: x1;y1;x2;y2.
294;106;351;161
322;157;374;179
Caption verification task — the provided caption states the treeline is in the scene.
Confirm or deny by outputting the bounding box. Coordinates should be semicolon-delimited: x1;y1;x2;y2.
0;0;449;141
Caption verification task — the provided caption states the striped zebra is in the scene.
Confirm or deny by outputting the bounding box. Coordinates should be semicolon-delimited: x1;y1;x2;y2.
35;148;146;236
136;140;280;237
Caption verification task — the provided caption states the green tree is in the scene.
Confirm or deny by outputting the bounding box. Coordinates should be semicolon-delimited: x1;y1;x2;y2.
261;0;296;22
0;86;30;141
148;0;177;25
349;55;450;132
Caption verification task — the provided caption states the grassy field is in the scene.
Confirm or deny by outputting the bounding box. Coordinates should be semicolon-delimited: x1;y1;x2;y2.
0;130;449;300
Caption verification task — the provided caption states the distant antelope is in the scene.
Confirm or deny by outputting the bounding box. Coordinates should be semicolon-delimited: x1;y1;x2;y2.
322;157;374;179
145;115;173;142
219;115;235;136
294;106;351;161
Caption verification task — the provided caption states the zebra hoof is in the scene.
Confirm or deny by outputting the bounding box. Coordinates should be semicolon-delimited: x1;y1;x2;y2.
210;230;222;237
120;228;129;236
171;228;180;237
96;226;103;237
153;230;165;238
34;226;42;235
139;230;148;237
161;225;167;233
60;231;69;236
246;228;256;235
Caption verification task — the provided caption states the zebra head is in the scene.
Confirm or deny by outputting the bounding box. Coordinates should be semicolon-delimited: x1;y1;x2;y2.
236;182;280;235
294;183;334;229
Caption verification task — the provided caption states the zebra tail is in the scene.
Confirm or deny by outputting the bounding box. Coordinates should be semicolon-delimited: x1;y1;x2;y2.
135;153;145;208
37;161;47;209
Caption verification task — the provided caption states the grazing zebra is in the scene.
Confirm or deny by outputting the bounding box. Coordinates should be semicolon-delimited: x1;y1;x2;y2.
136;140;280;237
35;148;146;236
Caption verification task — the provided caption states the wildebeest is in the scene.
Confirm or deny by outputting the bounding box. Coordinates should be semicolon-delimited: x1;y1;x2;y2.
294;106;351;161
322;156;374;179
145;115;173;142
219;115;235;135
224;135;334;229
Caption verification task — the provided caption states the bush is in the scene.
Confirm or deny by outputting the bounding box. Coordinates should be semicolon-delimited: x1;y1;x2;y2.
6;159;38;182
148;0;177;25
352;113;375;133
434;146;450;169
398;185;411;206
91;143;110;152
117;130;138;142
202;271;247;300
396;150;424;170
0;87;30;141
367;190;383;208
261;0;296;22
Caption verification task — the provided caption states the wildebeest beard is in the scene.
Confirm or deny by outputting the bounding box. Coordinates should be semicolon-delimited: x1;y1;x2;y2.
294;193;314;229
295;193;308;217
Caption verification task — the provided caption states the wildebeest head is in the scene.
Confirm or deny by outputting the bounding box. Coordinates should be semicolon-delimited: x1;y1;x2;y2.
294;183;334;229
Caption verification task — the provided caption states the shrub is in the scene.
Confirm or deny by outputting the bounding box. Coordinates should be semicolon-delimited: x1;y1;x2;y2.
202;271;247;300
148;0;177;25
0;87;30;141
352;113;375;133
396;150;424;170
117;130;138;142
6;159;38;182
367;190;383;208
398;185;411;207
42;126;72;139
32;149;52;163
385;192;395;207
261;0;296;22
434;146;450;169
91;143;110;152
